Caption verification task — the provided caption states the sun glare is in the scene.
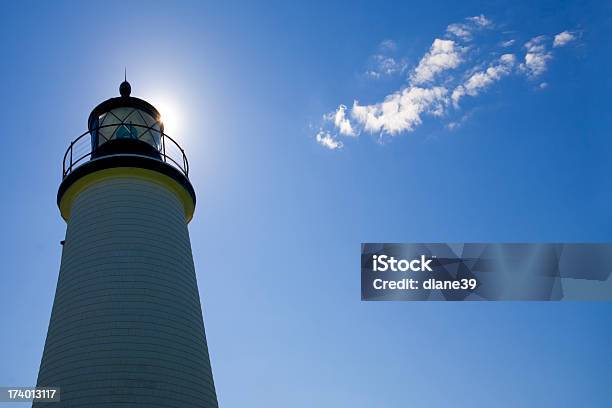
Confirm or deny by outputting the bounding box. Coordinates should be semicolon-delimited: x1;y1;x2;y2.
151;96;183;139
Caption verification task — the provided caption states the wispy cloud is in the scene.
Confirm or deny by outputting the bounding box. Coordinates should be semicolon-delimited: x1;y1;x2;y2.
446;110;474;131
446;24;472;41
553;30;577;47
315;16;579;149
467;14;493;27
452;54;515;106
379;39;397;51
364;40;408;78
519;35;552;78
324;104;355;136
316;130;343;150
365;56;407;78
411;39;463;84
445;14;493;41
352;86;447;135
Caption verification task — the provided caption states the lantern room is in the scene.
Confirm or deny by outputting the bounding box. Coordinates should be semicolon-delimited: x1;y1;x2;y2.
61;80;189;181
88;80;163;159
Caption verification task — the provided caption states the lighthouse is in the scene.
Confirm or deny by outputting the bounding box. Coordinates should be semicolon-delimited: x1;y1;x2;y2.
33;81;219;407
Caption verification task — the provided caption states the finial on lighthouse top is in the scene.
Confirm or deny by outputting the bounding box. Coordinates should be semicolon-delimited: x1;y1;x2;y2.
119;68;131;97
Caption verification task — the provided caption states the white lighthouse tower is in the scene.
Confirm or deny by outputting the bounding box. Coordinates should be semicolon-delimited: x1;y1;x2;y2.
33;81;219;407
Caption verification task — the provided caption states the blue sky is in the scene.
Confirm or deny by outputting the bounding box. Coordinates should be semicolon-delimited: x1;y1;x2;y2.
1;1;611;407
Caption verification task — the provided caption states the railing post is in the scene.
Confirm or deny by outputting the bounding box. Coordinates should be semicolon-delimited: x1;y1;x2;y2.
69;141;73;175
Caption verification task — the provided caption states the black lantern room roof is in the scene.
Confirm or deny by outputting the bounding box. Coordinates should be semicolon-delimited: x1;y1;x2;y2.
87;80;162;132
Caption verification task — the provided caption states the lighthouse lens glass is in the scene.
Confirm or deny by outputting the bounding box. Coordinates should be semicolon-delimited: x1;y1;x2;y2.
94;108;162;149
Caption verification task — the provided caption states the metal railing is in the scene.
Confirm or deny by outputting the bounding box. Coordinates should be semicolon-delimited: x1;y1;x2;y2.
62;124;189;178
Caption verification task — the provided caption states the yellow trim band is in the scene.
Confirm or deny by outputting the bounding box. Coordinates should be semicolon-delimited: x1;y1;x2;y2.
58;167;196;223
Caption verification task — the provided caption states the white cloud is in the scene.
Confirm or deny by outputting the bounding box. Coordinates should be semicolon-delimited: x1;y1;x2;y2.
446;15;493;41
411;39;462;84
467;14;492;27
446;23;472;41
315;16;579;149
366;55;407;78
452;54;515;106
316;130;343;150
324;104;356;136
519;35;552;78
553;30;576;47
351;86;448;135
